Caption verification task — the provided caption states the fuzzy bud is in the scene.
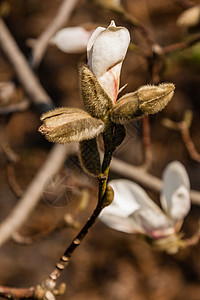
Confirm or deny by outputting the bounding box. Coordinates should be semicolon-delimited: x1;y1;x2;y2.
111;83;175;124
101;185;114;208
80;66;113;118
39;107;105;144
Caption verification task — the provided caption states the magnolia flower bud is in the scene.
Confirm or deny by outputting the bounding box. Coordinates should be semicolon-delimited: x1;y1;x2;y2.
137;83;175;114
51;27;92;54
111;83;175;124
87;20;130;103
39;107;104;143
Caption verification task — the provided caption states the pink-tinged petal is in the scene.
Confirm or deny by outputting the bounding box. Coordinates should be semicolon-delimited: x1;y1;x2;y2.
131;208;175;239
88;21;130;78
161;161;191;222
97;63;121;103
51;27;92;54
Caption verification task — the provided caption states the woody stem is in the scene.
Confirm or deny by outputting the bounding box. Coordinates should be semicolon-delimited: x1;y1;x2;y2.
46;140;114;286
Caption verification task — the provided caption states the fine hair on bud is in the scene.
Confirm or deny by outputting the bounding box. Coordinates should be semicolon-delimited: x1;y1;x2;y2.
39;107;105;144
137;83;175;115
111;92;140;124
80;66;113;119
79;138;101;177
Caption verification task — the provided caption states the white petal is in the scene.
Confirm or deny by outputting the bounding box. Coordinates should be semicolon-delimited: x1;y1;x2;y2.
161;161;190;221
107;179;157;217
131;208;175;239
51;27;91;54
168;186;190;221
87;26;105;60
177;5;200;28
99;179;164;234
99;212;144;234
88;24;130;78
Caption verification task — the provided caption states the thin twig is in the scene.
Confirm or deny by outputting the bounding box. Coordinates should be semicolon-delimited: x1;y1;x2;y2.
110;155;200;206
162;111;200;163
0;286;43;299
161;34;200;55
47;137;114;284
173;0;196;9
6;163;24;198
31;0;79;68
0;18;54;112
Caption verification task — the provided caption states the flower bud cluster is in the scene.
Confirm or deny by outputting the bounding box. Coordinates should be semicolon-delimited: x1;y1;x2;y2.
39;21;175;176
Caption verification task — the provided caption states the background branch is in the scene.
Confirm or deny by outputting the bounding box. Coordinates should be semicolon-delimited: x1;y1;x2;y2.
0;18;53;112
0;143;76;247
31;0;79;68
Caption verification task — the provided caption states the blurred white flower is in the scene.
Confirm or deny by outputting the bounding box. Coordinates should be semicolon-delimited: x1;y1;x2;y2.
87;20;130;103
99;161;190;241
177;5;200;28
51;27;92;54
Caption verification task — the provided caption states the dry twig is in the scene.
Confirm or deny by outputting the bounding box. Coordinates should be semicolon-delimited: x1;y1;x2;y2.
162;111;200;163
31;0;79;68
0;18;53;112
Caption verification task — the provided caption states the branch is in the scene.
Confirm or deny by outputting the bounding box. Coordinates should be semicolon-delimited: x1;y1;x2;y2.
0;143;76;247
31;0;79;68
0;286;43;300
161;34;200;55
162;111;200;163
173;0;196;9
0;18;53;112
110;156;200;206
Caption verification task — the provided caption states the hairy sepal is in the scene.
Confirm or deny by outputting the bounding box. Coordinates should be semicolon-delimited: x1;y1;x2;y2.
80;66;113;119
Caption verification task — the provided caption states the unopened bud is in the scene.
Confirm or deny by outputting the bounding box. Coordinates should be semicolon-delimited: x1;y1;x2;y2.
137;83;175;114
39;107;104;143
102;185;114;208
111;83;175;124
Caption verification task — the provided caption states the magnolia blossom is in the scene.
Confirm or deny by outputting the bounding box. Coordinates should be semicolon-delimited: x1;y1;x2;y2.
51;27;92;54
87;20;130;103
99;161;190;240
